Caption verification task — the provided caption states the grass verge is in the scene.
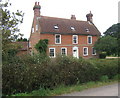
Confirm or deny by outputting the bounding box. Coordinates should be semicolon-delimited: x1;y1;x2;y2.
12;79;118;96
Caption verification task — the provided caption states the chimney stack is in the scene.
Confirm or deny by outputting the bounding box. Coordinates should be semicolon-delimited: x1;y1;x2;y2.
86;11;93;23
33;2;41;17
71;15;76;20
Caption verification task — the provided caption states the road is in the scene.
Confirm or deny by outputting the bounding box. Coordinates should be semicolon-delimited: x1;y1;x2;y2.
61;83;118;96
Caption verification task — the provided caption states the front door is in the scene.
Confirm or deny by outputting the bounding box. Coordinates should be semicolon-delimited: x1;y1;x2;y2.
73;47;79;58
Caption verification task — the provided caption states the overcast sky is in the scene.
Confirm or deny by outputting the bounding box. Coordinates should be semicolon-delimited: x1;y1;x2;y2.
5;0;119;38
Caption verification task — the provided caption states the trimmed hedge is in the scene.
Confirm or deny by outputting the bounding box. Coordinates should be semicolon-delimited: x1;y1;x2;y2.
2;55;118;95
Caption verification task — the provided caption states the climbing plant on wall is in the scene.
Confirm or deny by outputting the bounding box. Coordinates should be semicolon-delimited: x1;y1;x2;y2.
35;39;49;54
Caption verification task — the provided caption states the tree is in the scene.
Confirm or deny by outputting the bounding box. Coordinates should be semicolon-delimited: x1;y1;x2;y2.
1;2;24;58
104;23;120;56
104;23;120;38
94;36;118;56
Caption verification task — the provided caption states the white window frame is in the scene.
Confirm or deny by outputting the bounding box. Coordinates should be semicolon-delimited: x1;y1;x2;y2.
83;47;88;56
32;28;34;33
29;42;31;47
49;48;55;58
36;25;38;31
92;47;96;55
73;35;78;44
61;47;67;56
87;36;92;44
55;34;61;44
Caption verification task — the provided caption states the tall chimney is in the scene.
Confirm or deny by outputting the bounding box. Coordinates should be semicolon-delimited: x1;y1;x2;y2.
86;11;93;23
33;2;41;17
71;15;76;20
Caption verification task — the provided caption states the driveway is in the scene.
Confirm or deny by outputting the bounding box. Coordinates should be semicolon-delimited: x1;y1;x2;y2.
61;83;119;96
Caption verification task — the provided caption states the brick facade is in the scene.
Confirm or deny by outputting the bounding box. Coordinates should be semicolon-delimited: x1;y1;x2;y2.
29;2;101;59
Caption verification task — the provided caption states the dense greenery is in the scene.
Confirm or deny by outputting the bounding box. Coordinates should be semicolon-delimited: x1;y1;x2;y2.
95;23;119;56
94;36;117;56
35;39;48;54
3;54;118;95
104;23;120;38
1;2;24;59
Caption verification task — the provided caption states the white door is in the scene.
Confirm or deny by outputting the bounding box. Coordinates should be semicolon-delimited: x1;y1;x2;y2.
73;47;79;58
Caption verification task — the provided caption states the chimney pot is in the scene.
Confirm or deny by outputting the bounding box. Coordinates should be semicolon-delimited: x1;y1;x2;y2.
71;15;76;20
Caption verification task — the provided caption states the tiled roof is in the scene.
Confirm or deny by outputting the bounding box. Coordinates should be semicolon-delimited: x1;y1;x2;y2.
39;16;101;36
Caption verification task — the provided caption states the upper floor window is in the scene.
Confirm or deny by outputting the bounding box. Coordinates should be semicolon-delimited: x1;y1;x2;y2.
49;48;55;58
73;35;78;44
32;28;34;33
36;25;38;31
61;48;67;56
55;34;61;44
83;47;88;56
54;25;59;29
92;47;96;55
87;36;92;44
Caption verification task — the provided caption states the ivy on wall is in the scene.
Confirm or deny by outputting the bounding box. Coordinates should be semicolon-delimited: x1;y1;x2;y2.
35;39;49;54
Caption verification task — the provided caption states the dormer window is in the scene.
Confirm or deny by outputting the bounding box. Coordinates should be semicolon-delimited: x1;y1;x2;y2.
71;26;75;31
86;28;90;32
54;25;59;29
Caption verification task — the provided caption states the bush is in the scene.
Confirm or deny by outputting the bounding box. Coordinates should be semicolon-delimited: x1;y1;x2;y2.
99;52;106;59
2;55;118;95
100;75;109;82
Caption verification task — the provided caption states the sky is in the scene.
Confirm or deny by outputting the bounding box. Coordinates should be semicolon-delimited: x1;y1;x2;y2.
3;0;119;39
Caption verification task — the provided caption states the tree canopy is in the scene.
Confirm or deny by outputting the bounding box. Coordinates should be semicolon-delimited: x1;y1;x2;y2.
104;23;120;38
1;2;24;58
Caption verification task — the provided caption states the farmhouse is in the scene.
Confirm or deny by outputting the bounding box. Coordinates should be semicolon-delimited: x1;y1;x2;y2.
29;2;101;59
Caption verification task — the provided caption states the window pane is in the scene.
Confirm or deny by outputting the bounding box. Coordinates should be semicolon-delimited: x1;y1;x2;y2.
61;48;66;55
92;48;96;55
73;35;77;44
50;49;54;57
88;36;92;44
56;35;60;43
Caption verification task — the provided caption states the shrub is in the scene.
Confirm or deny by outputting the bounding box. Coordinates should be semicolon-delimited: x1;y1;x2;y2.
2;55;118;95
99;52;106;59
100;75;109;82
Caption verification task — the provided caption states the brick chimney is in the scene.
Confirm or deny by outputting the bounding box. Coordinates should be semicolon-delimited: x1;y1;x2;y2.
33;2;41;17
71;15;76;20
86;11;93;23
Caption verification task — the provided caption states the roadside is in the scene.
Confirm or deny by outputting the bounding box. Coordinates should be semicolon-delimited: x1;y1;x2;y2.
13;79;118;96
60;83;118;96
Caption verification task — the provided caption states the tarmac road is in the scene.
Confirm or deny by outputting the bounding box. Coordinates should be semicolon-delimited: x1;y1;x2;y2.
61;83;119;96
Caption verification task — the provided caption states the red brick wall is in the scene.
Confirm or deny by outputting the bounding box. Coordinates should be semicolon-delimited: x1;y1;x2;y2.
40;34;99;58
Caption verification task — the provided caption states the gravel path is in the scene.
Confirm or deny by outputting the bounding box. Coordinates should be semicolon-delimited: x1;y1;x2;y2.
61;83;119;96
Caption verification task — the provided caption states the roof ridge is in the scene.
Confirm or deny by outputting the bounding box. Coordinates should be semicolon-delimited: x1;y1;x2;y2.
40;15;86;22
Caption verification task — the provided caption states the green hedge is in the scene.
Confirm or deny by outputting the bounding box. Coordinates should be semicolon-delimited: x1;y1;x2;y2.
2;55;118;95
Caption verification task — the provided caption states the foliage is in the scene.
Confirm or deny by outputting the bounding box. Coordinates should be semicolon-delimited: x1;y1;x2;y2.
3;55;118;95
17;37;28;42
35;39;48;54
104;23;120;56
100;75;109;82
99;52;106;59
104;23;120;38
1;2;24;58
94;36;118;56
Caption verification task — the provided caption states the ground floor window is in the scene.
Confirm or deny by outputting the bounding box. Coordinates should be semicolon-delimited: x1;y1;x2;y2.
83;47;88;56
49;48;55;58
61;48;67;55
92;47;96;55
